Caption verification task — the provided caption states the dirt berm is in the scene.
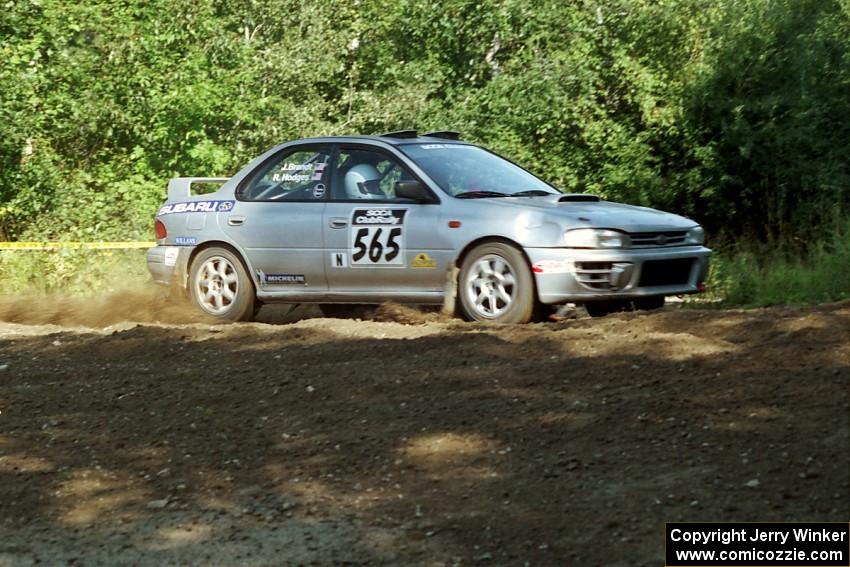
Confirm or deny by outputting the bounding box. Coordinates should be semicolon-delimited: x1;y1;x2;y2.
0;296;847;565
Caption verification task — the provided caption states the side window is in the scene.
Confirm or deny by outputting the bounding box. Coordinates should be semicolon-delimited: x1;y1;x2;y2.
240;146;331;201
332;147;416;201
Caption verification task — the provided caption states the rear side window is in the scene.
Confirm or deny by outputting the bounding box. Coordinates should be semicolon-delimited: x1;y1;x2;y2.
239;145;331;201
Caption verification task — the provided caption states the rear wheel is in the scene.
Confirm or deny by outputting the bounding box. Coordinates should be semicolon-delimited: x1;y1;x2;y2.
189;247;256;322
458;242;539;324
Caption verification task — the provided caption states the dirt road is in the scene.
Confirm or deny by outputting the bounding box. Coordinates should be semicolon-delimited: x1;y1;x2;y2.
0;297;847;566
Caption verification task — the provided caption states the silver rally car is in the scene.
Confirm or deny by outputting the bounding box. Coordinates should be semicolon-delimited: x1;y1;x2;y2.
148;131;711;323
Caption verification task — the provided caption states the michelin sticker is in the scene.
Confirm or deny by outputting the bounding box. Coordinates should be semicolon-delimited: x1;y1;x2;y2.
411;252;436;269
257;270;306;285
350;208;407;267
157;200;235;216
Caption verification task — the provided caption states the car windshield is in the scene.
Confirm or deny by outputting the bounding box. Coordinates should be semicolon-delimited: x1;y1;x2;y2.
399;143;559;198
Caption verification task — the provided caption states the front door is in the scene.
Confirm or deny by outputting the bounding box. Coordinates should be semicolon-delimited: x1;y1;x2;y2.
322;145;450;294
224;144;332;292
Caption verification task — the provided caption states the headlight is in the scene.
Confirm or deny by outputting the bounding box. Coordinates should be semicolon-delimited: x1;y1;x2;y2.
564;228;630;249
685;226;705;245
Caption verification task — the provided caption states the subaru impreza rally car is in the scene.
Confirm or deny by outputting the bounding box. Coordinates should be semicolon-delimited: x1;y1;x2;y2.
148;131;710;323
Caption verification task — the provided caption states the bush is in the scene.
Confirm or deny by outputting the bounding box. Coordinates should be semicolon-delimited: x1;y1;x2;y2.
2;0;849;245
1;1;849;305
0;249;149;294
697;222;850;306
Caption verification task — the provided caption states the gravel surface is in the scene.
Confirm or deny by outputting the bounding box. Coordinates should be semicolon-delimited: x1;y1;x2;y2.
0;296;847;565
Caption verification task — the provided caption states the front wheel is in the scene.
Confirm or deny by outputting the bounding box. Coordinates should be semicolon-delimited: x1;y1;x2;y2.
458;242;540;324
189;247;256;322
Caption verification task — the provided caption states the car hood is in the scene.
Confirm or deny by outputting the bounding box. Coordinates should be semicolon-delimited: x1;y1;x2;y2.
486;195;698;232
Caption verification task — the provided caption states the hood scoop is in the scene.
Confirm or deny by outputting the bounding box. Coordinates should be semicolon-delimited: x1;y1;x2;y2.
558;193;600;203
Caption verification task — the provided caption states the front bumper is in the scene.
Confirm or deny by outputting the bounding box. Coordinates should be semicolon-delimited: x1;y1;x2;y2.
146;246;189;287
526;245;711;304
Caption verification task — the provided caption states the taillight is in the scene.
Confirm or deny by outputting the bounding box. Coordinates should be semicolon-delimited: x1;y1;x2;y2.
154;219;167;240
697;281;707;292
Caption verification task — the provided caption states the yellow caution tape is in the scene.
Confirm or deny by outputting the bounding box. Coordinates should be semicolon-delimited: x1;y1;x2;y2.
0;241;155;250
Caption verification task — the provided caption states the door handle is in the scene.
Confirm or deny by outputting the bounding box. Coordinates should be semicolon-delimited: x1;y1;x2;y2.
329;218;348;229
227;216;246;226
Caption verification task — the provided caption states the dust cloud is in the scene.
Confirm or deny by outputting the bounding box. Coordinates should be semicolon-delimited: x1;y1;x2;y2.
0;286;206;327
0;287;449;328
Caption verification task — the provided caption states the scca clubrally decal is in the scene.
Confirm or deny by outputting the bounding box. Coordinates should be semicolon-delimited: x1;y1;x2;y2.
350;208;407;266
157;200;235;216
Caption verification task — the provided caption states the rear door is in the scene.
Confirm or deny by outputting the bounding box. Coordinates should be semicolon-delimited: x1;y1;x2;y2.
322;145;450;292
224;144;331;292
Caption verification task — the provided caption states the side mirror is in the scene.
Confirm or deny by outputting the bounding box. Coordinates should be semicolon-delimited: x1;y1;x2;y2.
395;180;432;202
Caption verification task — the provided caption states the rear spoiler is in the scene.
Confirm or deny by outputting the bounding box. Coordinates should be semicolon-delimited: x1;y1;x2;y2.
167;177;230;200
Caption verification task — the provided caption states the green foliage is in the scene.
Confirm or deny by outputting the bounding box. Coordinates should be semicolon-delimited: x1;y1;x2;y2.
697;222;850;306
0;249;149;294
1;0;849;297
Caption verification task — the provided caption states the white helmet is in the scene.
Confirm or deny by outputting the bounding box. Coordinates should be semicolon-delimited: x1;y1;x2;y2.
345;164;383;199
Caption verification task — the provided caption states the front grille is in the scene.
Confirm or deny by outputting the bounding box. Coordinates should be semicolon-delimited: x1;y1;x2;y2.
575;262;633;290
638;259;694;287
629;230;687;247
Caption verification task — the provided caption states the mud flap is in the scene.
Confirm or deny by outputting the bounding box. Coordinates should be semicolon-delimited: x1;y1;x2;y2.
442;264;459;317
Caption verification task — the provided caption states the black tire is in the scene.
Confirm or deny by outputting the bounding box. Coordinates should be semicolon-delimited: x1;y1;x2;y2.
189;247;256;322
634;295;665;311
458;242;539;324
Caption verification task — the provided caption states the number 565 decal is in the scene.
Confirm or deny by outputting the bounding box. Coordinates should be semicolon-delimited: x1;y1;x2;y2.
350;208;407;266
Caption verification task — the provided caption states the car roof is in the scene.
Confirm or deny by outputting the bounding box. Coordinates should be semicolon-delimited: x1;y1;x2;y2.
287;133;472;147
